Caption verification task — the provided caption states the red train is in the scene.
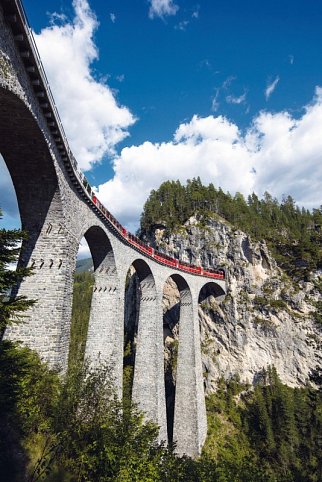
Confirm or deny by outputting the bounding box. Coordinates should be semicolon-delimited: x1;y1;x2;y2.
9;0;223;281
88;191;225;281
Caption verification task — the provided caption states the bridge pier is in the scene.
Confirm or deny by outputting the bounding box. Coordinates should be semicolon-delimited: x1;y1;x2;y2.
131;267;168;443
0;0;228;456
5;194;78;372
84;234;123;396
173;289;207;457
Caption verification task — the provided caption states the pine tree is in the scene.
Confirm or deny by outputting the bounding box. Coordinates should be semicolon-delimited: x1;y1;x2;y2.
0;211;35;339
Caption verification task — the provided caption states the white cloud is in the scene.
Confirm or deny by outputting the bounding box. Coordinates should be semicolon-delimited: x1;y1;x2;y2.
34;0;135;171
96;87;322;230
78;237;91;259
222;75;236;89
226;92;246;105
148;0;179;19
211;76;239;111
289;54;294;65
211;88;220;111
47;11;68;25
110;12;116;23
0;155;19;222
265;76;280;100
175;20;189;31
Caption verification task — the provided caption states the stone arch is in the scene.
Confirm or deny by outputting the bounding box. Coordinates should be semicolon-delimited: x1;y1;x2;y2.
198;281;226;304
129;258;167;442
166;274;207;457
84;225;117;273
198;281;226;394
1;88;78;371
0;88;61;265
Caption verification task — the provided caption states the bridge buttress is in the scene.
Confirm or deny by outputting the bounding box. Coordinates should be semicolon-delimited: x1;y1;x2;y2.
0;0;228;456
173;288;207;457
4;194;79;371
84;240;123;398
131;274;168;444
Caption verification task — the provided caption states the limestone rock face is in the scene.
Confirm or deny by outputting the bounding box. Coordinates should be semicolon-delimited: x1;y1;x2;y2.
147;216;322;392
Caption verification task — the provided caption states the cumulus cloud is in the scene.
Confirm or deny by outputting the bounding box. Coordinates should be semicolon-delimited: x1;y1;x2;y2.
265;76;280;100
148;0;179;19
96;87;322;229
34;0;135;170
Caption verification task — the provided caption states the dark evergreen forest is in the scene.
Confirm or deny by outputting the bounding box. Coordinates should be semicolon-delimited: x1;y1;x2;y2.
140;178;322;281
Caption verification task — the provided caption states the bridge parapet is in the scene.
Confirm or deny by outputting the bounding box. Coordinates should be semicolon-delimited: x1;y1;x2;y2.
0;0;226;284
0;0;227;458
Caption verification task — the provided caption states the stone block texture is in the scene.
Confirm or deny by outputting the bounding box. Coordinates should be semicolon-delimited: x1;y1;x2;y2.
0;0;226;457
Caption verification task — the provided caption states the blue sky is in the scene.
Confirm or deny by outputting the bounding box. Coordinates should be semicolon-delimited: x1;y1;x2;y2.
1;0;322;232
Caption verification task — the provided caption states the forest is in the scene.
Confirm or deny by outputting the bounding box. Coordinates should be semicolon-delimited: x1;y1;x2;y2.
1;187;322;481
140;178;322;281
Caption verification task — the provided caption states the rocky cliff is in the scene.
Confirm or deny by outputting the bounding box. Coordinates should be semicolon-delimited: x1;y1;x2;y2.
145;214;322;392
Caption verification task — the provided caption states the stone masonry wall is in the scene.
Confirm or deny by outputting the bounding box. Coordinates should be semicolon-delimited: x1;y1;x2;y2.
0;0;226;456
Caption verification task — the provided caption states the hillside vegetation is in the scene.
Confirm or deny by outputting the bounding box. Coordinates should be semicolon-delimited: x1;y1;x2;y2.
1;196;322;480
68;271;93;367
140;178;322;281
1;339;321;481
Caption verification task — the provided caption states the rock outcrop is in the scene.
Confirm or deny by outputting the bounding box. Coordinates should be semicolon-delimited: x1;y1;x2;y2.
145;215;322;392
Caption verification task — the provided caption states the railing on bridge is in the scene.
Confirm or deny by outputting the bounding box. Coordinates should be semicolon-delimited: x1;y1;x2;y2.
3;0;225;281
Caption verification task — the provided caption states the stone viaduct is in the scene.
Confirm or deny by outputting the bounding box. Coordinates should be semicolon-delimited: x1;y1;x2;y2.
0;0;226;457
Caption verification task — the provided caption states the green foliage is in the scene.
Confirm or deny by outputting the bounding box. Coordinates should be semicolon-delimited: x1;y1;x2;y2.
203;377;268;482
49;361;166;481
203;369;322;482
122;341;134;406
68;271;94;367
0;341;60;481
1;344;322;481
312;300;322;325
0;216;35;336
140;180;322;282
1;211;322;480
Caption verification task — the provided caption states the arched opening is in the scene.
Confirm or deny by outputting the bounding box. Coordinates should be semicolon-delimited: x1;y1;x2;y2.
124;259;157;406
163;274;195;446
124;259;167;440
198;282;226;393
0;88;62;267
162;276;181;445
80;226;119;374
68;237;93;368
199;281;226;304
0;154;20;230
123;265;140;405
0;89;78;370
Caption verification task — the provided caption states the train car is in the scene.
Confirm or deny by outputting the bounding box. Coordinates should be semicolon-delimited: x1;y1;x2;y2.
80;190;225;280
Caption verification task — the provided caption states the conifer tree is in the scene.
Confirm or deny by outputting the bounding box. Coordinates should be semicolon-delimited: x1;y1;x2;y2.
0;211;35;339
